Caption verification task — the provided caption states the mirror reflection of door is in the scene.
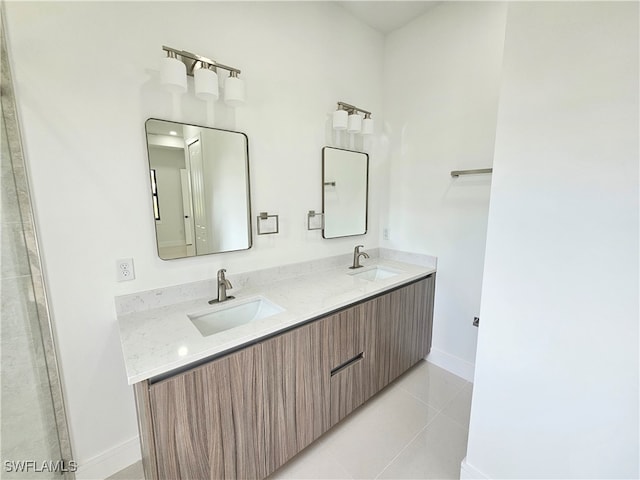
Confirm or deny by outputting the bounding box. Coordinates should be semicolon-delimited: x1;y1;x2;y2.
179;169;195;254
148;140;191;259
145;119;252;260
187;135;212;255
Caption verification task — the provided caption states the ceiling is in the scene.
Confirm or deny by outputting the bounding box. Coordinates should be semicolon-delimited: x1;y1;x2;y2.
337;1;440;34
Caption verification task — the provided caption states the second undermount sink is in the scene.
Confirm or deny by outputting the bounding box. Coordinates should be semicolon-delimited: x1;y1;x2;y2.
188;296;284;337
348;265;403;281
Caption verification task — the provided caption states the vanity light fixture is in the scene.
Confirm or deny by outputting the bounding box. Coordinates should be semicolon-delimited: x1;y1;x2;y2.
332;102;373;135
361;113;374;135
224;71;245;107
347;110;362;133
332;104;348;130
160;46;244;105
160;50;187;93
194;64;219;101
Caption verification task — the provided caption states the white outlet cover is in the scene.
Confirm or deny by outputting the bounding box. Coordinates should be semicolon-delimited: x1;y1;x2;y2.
116;258;135;282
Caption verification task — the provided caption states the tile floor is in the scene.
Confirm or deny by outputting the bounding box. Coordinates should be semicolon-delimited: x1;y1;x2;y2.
108;361;472;480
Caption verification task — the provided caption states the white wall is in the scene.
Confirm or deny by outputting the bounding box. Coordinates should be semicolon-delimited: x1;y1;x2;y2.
466;2;639;477
3;2;384;476
383;2;508;379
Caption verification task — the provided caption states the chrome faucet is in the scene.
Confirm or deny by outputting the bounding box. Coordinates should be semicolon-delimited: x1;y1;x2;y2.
349;245;370;269
209;269;235;304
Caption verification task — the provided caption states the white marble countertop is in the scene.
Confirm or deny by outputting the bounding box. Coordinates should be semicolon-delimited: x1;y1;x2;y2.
117;257;436;385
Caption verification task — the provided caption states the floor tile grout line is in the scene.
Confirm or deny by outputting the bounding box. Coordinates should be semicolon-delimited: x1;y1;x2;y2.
373;411;446;480
440;410;472;430
399;385;443;412
438;385;474;430
397;378;468;414
320;385;444;480
395;358;473;404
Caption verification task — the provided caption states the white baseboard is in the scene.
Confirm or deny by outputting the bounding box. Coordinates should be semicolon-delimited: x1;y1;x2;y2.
426;348;475;382
460;457;489;479
74;436;141;480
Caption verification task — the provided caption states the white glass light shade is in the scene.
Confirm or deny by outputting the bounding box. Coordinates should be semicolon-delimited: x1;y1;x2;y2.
224;75;245;106
347;112;362;133
194;68;219;101
361;116;374;135
332;109;348;130
160;56;187;93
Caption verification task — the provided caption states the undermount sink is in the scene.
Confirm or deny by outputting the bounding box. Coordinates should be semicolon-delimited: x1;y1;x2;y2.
348;265;403;281
188;297;284;337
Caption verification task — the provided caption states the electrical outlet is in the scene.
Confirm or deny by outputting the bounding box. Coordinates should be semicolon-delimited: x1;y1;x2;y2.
116;258;135;282
383;227;390;241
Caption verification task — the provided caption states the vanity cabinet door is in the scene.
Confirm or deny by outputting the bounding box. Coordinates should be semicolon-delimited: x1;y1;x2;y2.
262;318;331;475
149;345;265;480
365;289;401;395
410;274;435;361
366;276;435;397
329;304;367;426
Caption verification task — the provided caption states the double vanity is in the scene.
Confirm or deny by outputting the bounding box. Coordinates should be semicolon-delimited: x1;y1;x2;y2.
116;251;436;480
124;116;436;479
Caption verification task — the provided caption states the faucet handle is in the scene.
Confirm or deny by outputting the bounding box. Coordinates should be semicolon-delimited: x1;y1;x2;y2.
217;269;231;288
355;244;364;251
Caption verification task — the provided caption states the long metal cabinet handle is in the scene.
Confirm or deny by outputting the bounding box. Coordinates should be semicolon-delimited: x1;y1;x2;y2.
330;352;364;377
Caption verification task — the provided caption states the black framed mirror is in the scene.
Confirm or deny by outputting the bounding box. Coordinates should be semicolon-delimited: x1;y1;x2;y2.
145;119;252;260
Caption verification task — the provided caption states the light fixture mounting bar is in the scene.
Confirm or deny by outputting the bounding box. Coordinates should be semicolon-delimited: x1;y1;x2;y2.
162;45;241;77
337;101;371;116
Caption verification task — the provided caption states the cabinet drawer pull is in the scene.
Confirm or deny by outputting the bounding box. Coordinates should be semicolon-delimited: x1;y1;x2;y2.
330;352;364;377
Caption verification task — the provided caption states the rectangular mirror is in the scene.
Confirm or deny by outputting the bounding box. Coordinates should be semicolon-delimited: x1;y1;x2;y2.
145;119;252;260
322;147;369;239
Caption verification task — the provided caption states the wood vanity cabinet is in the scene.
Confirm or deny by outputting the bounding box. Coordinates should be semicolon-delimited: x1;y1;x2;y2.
366;275;435;397
143;345;266;480
329;301;368;427
134;274;434;480
261;317;331;474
